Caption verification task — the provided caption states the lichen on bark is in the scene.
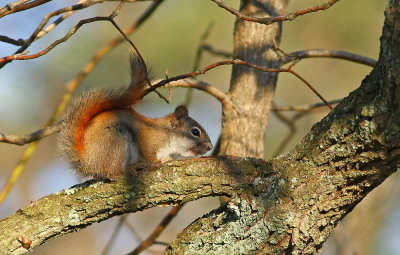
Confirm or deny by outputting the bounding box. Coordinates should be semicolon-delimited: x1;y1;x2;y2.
165;0;400;254
2;1;400;255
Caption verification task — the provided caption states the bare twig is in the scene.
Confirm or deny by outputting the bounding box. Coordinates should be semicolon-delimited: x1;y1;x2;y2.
211;0;340;25
61;0;164;99
201;44;232;58
272;99;342;112
106;12;169;103
0;79;225;146
100;215;127;255
271;99;341;156
0;0;51;18
36;0;91;39
124;220;143;241
0;0;166;102
201;45;377;67
272;104;296;157
185;22;215;106
0;0;164;205
149;59;333;110
0;35;26;46
153;241;169;246
0;122;62;145
282;49;377;67
0;16;108;64
153;78;229;106
0;0;106;68
2;0;31;10
127;205;183;255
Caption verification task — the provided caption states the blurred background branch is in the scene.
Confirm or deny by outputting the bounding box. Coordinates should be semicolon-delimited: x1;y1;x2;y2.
0;0;393;254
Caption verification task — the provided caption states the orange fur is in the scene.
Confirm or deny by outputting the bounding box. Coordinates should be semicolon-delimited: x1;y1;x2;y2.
72;58;147;156
58;56;213;179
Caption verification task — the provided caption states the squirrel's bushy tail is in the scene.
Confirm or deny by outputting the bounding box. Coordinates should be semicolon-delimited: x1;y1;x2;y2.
58;55;149;172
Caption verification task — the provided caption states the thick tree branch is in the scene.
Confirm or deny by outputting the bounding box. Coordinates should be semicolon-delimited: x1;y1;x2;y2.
1;1;397;255
0;157;273;255
0;0;164;206
165;1;400;253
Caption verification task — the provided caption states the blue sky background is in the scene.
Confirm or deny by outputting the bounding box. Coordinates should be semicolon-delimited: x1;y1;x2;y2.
1;1;396;254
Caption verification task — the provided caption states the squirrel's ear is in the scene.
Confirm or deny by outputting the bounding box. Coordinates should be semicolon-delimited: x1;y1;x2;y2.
174;105;188;120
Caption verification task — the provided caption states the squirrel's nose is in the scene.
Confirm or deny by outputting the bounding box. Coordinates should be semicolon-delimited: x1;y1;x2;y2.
207;142;213;151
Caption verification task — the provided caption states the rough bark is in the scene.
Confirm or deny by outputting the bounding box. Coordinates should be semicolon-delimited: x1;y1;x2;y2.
220;0;289;157
165;0;400;254
0;157;270;254
1;0;400;254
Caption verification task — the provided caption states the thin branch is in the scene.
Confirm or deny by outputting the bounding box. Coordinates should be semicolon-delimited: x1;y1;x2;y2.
0;156;260;254
149;59;333;110
36;0;90;39
272;32;296;61
210;0;340;25
0;79;225;147
0;16;107;64
124;220;143;241
0;142;40;204
61;0;164;99
0;0;51;18
201;45;377;67
0;0;164;205
272;113;296;157
153;241;169;246
0;0;105;68
127;205;184;255
283;49;377;67
272;99;342;112
100;215;127;255
0;1;169;104
2;0;31;10
0;0;136;67
123;218;165;254
106;13;170;104
0;122;62;145
153;78;230;106
185;22;215;106
201;44;232;58
271;99;341;156
0;0;124;205
286;69;332;109
0;35;26;46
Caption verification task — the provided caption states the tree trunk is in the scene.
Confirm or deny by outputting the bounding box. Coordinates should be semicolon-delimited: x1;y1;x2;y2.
166;0;400;253
220;0;289;158
1;1;400;254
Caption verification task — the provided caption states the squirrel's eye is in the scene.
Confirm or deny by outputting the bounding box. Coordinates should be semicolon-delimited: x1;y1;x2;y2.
191;127;201;137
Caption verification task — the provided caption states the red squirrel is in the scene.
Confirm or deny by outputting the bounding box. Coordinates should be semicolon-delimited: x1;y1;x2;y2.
58;56;213;179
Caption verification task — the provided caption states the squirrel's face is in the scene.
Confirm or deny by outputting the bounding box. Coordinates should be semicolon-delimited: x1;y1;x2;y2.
163;105;213;159
187;125;213;155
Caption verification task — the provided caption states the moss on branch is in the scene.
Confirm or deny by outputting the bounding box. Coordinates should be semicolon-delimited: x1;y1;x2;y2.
0;156;274;255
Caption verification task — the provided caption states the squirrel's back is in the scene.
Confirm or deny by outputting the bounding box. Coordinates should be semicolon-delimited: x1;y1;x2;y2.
58;56;148;178
58;55;213;179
